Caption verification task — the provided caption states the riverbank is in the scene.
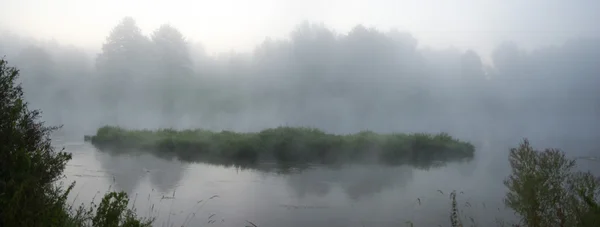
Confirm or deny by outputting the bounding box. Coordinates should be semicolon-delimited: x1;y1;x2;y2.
85;126;474;168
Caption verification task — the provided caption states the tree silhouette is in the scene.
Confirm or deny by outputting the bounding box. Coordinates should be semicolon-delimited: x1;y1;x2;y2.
0;58;73;226
151;24;191;78
96;17;151;125
151;24;192;128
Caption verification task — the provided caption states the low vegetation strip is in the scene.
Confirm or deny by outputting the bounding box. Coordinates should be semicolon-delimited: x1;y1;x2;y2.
85;126;475;167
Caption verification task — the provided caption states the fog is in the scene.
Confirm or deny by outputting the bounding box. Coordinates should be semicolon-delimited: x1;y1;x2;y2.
2;1;600;225
2;17;599;145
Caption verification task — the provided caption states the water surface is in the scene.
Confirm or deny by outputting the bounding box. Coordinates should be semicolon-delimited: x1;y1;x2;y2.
58;138;541;227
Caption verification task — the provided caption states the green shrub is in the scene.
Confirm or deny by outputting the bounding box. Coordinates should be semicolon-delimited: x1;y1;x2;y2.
447;139;600;227
0;58;74;226
503;139;600;227
86;126;475;169
66;192;153;227
0;58;152;227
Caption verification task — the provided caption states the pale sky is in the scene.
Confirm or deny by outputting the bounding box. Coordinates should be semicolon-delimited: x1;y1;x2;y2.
1;0;599;60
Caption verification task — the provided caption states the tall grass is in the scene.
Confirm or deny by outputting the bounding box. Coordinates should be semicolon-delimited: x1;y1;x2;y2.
65;191;154;227
86;126;475;168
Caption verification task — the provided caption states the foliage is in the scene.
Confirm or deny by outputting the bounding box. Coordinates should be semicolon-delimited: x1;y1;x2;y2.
67;192;153;227
150;24;192;126
0;58;152;226
151;23;191;75
95;17;152;124
503;139;600;227
87;126;475;169
0;58;74;226
96;17;150;74
443;140;600;227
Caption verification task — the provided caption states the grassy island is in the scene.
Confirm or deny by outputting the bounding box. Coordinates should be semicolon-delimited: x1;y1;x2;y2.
85;126;474;168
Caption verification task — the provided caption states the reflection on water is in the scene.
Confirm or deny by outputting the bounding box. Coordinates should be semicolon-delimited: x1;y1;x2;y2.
95;151;188;195
61;140;518;227
286;165;414;200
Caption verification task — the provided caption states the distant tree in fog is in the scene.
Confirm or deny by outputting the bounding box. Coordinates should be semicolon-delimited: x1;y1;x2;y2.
1;21;599;138
96;17;151;124
151;24;192;78
460;50;485;81
492;42;529;81
151;24;193;127
96;17;151;78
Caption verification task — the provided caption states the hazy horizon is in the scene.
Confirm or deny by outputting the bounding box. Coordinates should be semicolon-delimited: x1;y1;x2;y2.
3;0;600;63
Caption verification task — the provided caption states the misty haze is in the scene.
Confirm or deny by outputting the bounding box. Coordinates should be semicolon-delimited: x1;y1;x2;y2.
1;0;600;226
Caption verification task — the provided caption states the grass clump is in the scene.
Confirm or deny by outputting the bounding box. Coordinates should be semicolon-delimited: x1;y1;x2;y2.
0;58;152;227
67;191;153;227
86;126;475;168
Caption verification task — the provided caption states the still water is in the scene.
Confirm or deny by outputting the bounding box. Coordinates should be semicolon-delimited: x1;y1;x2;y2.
59;139;519;227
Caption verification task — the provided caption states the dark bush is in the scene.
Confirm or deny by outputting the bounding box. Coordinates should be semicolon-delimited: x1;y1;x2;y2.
86;125;475;169
0;58;153;227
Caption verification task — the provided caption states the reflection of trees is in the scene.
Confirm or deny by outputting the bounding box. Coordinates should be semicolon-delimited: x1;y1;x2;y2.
95;146;419;200
286;165;414;200
95;151;146;195
285;170;331;198
95;149;188;195
146;156;187;194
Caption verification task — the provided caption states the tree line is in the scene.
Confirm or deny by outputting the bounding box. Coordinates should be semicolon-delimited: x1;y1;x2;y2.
1;17;598;145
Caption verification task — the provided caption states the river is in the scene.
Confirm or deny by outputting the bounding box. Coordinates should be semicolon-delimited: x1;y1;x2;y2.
53;135;538;227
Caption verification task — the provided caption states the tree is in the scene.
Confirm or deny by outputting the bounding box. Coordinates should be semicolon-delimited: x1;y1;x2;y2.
150;24;192;128
460;50;485;82
151;24;191;78
492;42;527;77
0;58;153;226
96;17;151;125
0;58;73;226
504;139;600;227
96;17;151;78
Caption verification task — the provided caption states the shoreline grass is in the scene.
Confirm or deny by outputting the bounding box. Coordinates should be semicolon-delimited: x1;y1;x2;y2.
85;126;475;169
